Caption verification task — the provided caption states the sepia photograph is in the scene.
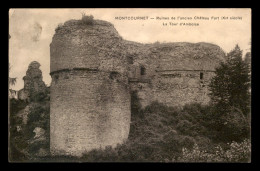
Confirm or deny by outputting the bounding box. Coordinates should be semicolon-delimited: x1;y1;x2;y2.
8;8;251;162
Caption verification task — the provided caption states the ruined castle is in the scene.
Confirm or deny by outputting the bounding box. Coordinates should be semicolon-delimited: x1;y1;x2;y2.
49;17;225;156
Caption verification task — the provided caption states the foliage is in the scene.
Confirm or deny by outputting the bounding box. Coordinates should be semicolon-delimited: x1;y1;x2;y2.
207;45;251;143
81;14;94;25
218;106;250;142
9;98;28;115
9;77;17;86
27;102;50;133
26;101;50;152
9;97;50;161
9;99;29;161
178;139;251;162
209;45;251;116
29;90;48;102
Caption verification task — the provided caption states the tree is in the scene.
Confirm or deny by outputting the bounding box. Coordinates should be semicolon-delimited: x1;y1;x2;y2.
209;45;251;116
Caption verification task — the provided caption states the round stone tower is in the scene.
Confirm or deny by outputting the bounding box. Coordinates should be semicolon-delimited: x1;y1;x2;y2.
50;17;131;156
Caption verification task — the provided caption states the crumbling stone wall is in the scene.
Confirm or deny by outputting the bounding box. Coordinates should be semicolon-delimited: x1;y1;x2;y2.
125;41;159;108
146;43;224;107
126;42;225;108
50;18;131;156
18;61;47;101
50;17;226;156
50;19;127;74
50;70;130;156
151;70;215;107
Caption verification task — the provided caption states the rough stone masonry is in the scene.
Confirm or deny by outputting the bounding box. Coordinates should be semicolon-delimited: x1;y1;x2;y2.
18;61;47;102
49;16;226;156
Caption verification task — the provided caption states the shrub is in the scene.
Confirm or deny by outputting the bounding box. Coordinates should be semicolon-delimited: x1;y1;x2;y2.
30;91;48;102
176;119;193;135
9;141;28;162
177;139;251;162
55;23;63;32
9;98;28;115
224;139;251;162
10;97;50;161
220;107;250;142
9;99;29;162
81;14;94;25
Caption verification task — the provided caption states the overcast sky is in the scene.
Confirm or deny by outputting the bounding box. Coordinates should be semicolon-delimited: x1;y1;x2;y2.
9;8;251;90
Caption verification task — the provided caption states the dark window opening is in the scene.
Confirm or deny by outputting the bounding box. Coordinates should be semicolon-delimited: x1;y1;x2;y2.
127;56;134;64
140;66;146;75
109;71;119;80
200;72;203;80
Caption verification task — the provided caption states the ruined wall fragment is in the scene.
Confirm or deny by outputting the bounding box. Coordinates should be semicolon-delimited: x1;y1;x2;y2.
18;61;47;101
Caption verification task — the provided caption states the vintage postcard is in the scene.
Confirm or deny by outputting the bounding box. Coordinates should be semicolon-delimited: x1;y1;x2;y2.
9;8;251;162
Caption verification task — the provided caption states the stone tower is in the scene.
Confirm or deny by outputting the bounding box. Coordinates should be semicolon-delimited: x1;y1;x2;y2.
18;61;47;101
50;17;131;156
